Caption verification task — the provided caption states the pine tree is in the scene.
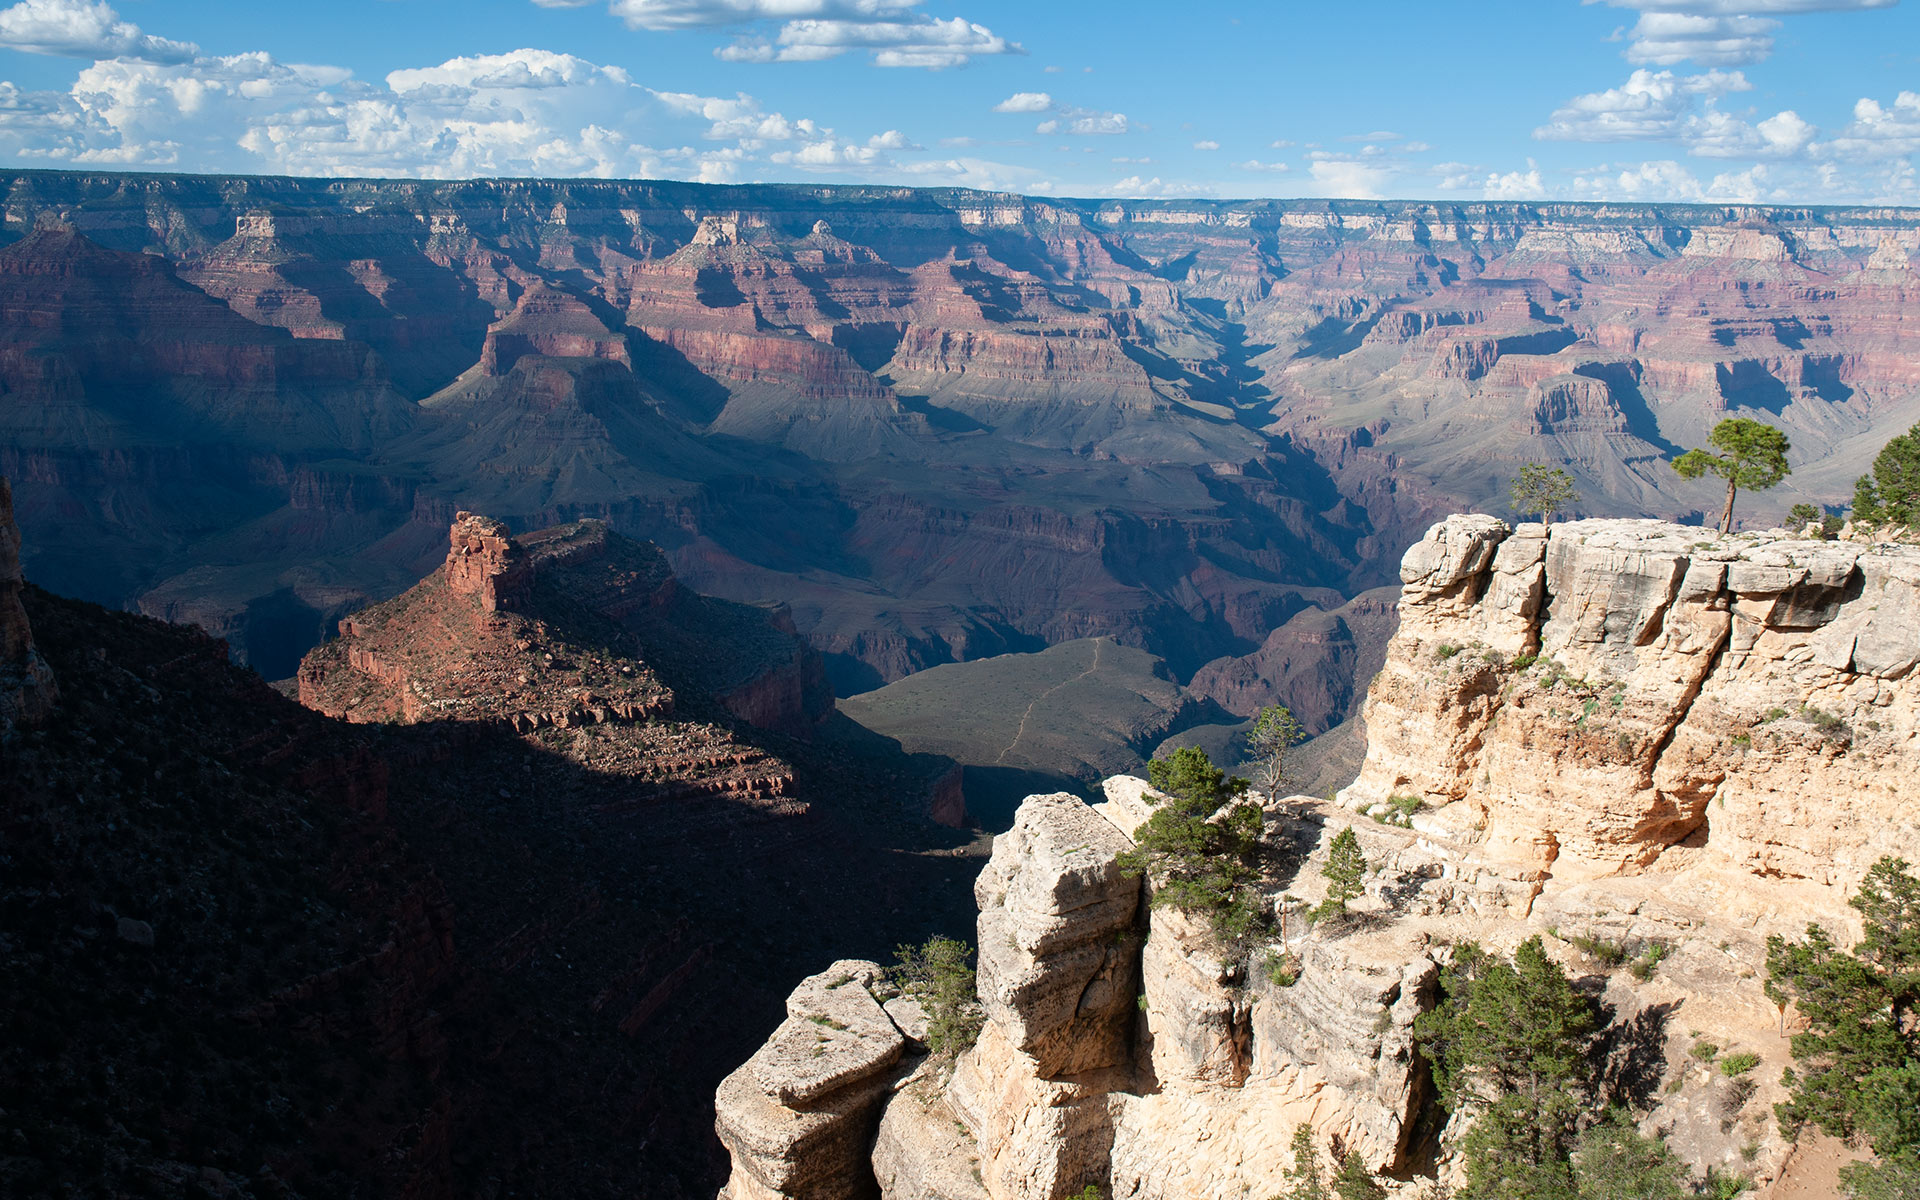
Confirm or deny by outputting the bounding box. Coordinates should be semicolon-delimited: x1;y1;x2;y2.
1414;937;1600;1200
1571;1109;1689;1200
1316;827;1367;920
1852;423;1920;529
1766;857;1920;1198
1671;417;1791;535
1331;1150;1386;1200
1246;704;1306;808
1119;746;1265;941
1509;463;1580;530
890;936;983;1058
1281;1124;1330;1200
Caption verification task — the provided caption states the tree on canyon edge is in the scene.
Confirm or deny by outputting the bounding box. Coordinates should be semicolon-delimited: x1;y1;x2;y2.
1671;418;1791;535
1510;464;1581;530
1246;704;1307;808
1852;423;1920;530
1120;746;1266;941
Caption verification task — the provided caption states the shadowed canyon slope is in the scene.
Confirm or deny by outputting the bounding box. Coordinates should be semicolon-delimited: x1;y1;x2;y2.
7;171;1920;714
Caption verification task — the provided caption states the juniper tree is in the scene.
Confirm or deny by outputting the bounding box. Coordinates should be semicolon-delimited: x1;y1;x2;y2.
1510;463;1581;530
1246;704;1307;808
1331;1151;1387;1200
1672;417;1791;535
1570;1109;1689;1200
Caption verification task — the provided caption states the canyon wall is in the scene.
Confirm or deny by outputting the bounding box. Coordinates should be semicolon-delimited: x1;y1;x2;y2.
8;171;1920;716
718;516;1920;1198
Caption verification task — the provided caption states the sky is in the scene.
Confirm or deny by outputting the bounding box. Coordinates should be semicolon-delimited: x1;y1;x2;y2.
0;0;1915;204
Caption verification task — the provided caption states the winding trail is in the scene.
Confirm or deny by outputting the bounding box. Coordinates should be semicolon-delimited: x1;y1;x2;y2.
993;638;1104;766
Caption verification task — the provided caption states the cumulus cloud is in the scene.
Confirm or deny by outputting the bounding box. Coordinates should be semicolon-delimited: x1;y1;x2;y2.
543;0;1020;68
1534;68;1749;141
992;90;1051;113
1234;158;1289;172
1483;159;1546;199
1035;107;1128;136
1823;92;1920;158
1622;12;1775;66
0;43;926;183
1305;158;1394;199
1593;0;1894;64
0;0;196;63
1192;139;1218;150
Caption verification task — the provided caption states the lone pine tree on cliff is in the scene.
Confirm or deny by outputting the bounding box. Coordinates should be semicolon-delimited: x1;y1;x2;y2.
1509;463;1580;530
1246;704;1306;809
1671;417;1791;535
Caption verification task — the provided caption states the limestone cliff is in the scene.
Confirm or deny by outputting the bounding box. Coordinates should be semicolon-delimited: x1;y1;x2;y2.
1344;514;1920;924
717;515;1920;1198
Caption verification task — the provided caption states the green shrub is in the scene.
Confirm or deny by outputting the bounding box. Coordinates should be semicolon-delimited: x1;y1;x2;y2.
1720;1051;1760;1077
1263;949;1302;988
890;936;983;1058
1436;643;1461;660
1315;827;1368;920
1629;941;1671;981
1569;931;1630;968
1691;1041;1720;1062
1118;747;1265;942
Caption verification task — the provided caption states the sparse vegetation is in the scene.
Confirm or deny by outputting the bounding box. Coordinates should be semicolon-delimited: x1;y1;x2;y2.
1316;827;1368;920
1569;931;1631;969
890;936;983;1058
1628;941;1671;981
1571;1109;1690;1200
1510;463;1581;530
1719;1052;1760;1077
1691;1041;1721;1063
1246;704;1307;809
1767;856;1920;1199
1118;747;1266;942
1672;417;1792;535
1371;793;1425;828
1263;948;1302;988
1437;642;1462;660
1851;422;1920;530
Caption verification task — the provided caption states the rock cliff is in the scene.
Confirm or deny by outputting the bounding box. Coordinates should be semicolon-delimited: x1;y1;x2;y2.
718;516;1920;1198
1344;514;1920;922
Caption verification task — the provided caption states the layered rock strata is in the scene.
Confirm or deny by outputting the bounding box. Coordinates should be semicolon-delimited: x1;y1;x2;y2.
1344;515;1920;919
720;516;1920;1198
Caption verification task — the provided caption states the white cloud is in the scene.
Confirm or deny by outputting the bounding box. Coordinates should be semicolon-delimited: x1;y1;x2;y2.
1192;138;1218;150
1686;107;1818;156
1102;174;1215;198
1622;12;1776;65
1234;158;1289;172
1269;138;1294;149
550;0;1020;68
0;0;196;63
0;44;918;183
1035;106;1127;136
1822;92;1920;158
1594;0;1894;64
1305;158;1394;199
715;16;1019;68
1483;159;1545;199
992;90;1052;113
1534;68;1749;141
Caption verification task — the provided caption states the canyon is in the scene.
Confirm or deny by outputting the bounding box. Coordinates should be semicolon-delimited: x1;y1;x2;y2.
5;172;1920;757
717;512;1920;1199
0;484;982;1197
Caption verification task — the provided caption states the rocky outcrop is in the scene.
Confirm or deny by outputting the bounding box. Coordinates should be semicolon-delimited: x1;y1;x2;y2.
1345;515;1920;917
716;961;910;1200
719;785;1441;1199
0;475;55;731
443;511;533;613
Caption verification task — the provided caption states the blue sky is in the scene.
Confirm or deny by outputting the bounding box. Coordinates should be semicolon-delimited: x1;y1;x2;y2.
0;0;1915;202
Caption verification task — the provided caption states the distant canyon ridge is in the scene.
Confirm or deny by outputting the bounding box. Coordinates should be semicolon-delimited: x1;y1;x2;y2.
4;171;1918;730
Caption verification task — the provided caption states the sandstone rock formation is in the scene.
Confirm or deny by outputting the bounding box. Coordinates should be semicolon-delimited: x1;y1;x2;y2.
719;515;1920;1198
716;961;909;1200
0;476;55;731
1345;514;1920;920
